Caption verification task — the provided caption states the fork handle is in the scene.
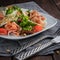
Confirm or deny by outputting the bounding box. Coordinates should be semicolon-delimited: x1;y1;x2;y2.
16;41;53;60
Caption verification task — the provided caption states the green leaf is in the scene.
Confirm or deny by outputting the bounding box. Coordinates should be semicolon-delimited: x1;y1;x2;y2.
6;8;14;15
19;14;29;27
19;14;36;31
13;6;22;13
27;21;36;26
23;26;32;31
6;6;22;15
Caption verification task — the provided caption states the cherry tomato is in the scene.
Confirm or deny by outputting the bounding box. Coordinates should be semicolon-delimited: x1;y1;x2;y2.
33;25;43;33
0;28;8;35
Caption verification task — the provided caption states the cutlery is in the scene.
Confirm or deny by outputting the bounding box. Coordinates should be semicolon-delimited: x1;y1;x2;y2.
16;36;60;60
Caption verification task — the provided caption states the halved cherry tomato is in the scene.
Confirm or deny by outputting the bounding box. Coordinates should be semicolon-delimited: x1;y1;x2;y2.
0;28;8;35
33;25;43;33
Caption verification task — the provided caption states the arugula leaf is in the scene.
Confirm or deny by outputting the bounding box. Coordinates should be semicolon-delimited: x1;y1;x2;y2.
13;6;22;12
23;26;32;31
19;14;36;31
19;14;28;27
6;8;14;15
26;21;36;26
6;6;22;15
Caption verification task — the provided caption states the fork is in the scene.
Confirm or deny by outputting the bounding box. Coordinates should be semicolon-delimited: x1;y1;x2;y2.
16;32;60;60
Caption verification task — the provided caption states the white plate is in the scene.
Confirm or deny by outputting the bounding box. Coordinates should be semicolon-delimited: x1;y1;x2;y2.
0;12;57;40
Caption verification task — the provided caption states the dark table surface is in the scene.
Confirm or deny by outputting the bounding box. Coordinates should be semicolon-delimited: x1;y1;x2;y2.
0;0;60;60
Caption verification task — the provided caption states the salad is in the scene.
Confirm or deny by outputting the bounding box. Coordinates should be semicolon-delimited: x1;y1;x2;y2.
0;6;46;36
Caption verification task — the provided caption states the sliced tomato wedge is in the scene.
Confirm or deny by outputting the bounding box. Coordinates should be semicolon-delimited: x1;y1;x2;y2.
33;25;43;33
0;28;8;35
